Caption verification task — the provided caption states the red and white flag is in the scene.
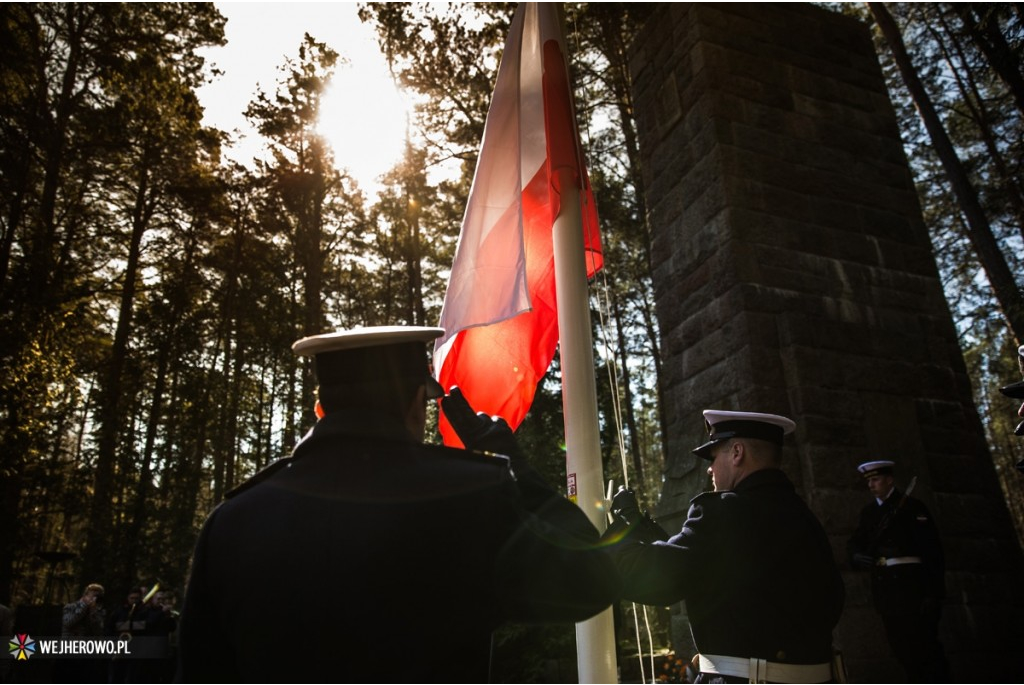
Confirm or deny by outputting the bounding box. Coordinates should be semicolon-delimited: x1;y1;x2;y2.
433;3;602;447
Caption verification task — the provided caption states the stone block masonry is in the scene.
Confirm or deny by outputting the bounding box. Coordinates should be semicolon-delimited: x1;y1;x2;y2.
629;3;1024;681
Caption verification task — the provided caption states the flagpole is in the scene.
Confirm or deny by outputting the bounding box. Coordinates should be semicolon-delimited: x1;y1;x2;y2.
552;172;618;684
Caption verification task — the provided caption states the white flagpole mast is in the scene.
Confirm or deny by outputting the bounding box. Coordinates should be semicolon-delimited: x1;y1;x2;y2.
548;5;618;680
552;173;618;683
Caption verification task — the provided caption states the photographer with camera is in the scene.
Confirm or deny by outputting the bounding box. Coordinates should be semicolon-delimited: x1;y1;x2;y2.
62;582;106;637
58;583;107;682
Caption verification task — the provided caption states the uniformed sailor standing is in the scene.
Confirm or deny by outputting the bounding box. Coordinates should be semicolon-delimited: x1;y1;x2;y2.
847;460;949;683
178;326;618;683
998;344;1024;474
605;410;845;683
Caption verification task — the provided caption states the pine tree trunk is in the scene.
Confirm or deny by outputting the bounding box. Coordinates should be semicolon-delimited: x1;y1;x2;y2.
932;13;1024;245
869;2;1024;346
83;159;153;582
610;285;645;486
956;5;1024;117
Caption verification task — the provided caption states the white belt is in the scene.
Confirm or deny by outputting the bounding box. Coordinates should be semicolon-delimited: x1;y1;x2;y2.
699;653;832;683
877;555;922;567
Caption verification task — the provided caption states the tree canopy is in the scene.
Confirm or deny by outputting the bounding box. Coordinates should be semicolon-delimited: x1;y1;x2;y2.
1;3;1021;677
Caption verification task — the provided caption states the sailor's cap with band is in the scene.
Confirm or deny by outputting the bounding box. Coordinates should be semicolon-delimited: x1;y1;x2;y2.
1001;380;1024;402
999;346;1024;448
999;345;1024;400
292;325;445;399
226;327;447;499
998;345;1024;401
693;409;796;459
857;460;895;478
855;459;926;571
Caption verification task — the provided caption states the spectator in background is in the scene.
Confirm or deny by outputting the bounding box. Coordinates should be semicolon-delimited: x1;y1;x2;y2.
58;583;107;682
144;589;179;682
62;583;105;637
107;586;147;684
106;586;144;639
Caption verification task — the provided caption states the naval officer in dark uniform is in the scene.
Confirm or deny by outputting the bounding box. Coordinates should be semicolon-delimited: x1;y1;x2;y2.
178;326;618;683
847;460;948;682
998;344;1024;473
605;410;844;683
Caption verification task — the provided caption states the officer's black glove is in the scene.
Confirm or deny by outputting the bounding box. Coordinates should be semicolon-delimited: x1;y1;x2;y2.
600;514;632;545
611;487;643;525
441;388;602;541
603;486;668;544
441;387;522;459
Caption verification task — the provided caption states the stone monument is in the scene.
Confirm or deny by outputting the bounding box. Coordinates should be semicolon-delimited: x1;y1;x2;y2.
628;3;1024;681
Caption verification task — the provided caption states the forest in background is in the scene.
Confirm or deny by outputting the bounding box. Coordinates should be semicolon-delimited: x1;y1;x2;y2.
0;3;1021;677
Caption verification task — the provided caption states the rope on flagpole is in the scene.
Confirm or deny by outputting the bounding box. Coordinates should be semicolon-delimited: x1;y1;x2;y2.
566;0;631;491
566;6;658;683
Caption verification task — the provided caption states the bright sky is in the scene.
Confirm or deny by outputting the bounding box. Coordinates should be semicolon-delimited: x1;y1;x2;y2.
196;2;410;194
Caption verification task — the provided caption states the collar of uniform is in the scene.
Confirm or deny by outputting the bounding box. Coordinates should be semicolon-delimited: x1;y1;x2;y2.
299;411;417;448
730;467;792;493
877;487;902;507
228;413;418;499
875;485;896;506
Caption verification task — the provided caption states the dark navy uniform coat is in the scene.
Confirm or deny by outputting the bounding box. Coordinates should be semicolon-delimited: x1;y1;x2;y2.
847;488;945;604
179;412;618;683
613;468;844;666
847;489;947;682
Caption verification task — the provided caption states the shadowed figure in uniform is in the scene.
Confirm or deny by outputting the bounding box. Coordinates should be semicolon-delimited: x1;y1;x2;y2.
179;326;619;683
848;460;948;683
604;410;844;684
999;343;1024;474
